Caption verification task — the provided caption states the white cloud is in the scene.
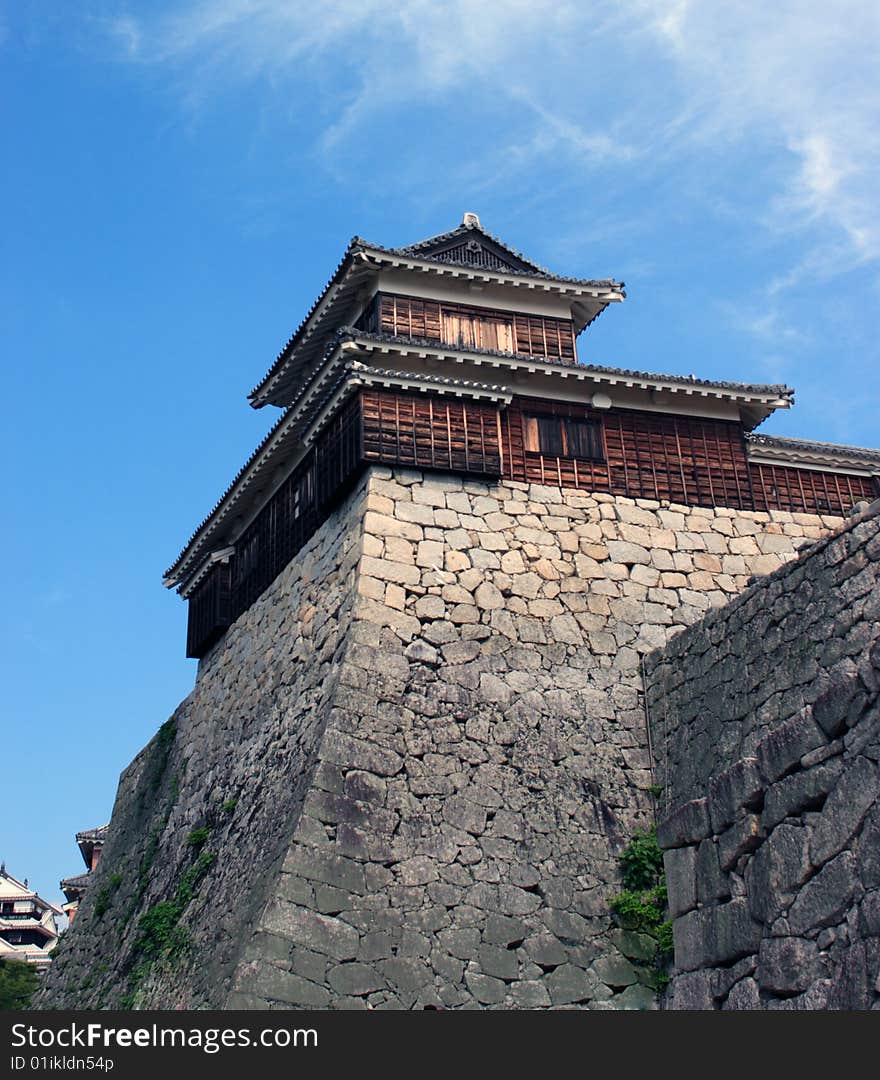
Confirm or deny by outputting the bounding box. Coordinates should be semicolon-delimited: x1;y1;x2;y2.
102;0;880;289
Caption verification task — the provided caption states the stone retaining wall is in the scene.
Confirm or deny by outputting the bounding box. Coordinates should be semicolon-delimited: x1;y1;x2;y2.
230;468;839;1009
41;466;842;1010
646;501;880;1009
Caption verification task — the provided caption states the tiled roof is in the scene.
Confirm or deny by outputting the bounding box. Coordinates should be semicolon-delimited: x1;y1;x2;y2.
60;873;90;892
76;825;108;844
246;220;625;409
354;330;793;398
747;432;880;464
394;220;547;271
370;235;623;290
351;361;511;399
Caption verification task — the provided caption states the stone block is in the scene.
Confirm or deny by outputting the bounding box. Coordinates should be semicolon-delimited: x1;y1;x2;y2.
380;958;432;993
746;823;812;924
709;899;762;966
756;710;827;783
545;964;596;1005
611;984;658;1010
327;962;385;997
609;930;658;963
484;914;527;946
672;908;710;972
591;953;638;988
718;814;763;872
708;757;762;833
813;670;861;738
788;851;858;934
670;970;714;1010
810;756;878;868
509;981;551;1008
657;798;712;850
664;845;698;919
261;902;359;961
696;839;729;905
723;977;760;1010
762;760;843;830
320;731;403;777
249;964;330;1007
479;944;519;980
465;971;507;1004
757;937;818;995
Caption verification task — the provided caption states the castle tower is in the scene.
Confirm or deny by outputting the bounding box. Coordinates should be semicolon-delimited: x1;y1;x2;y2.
60;825;108;925
0;867;61;970
41;216;880;1010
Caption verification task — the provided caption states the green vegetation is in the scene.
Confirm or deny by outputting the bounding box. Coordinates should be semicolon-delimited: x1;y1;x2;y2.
220;798;237;813
122;831;216;1007
93;872;123;919
0;958;41;1010
146;718;177;794
609;826;673;991
185;827;211;850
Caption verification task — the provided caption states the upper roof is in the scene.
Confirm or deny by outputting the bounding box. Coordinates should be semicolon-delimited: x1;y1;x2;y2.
247;214;625;409
76;824;108;869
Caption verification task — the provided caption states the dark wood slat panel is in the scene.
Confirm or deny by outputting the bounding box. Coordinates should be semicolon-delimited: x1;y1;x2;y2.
361;388;502;477
750;463;875;516
186;396;363;659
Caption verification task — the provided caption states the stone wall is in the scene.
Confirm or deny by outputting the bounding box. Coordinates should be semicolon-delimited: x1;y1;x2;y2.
227;469;838;1010
646;500;880;1009
40;473;369;1009
41;465;841;1010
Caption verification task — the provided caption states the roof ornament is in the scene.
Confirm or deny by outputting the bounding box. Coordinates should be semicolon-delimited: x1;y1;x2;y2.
462;212;481;228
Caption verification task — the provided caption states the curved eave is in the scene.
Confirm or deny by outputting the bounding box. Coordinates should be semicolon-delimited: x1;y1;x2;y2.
747;435;880;475
166;340;363;593
350;333;793;417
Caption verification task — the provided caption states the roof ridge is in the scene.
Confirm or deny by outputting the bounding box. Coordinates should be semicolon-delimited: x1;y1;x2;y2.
394;220;547;272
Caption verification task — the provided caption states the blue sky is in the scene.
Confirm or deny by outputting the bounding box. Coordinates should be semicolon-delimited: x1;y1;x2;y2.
2;2;879;911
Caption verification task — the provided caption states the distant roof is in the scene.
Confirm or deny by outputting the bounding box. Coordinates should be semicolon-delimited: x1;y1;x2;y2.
60;872;91;901
75;825;109;844
747;432;880;472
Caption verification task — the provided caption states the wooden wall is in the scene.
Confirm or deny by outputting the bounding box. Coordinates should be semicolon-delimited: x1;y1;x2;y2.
186;396;363;658
751;462;876;516
185;386;877;656
361;387;502;477
357;293;577;363
501;398;754;510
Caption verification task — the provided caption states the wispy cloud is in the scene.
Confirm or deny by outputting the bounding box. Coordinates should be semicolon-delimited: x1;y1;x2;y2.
100;1;880;298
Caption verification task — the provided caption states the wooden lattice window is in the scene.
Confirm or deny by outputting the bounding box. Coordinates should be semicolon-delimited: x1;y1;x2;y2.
524;414;604;461
442;310;514;352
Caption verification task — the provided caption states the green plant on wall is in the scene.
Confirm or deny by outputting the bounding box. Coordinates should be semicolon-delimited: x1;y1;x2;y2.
0;958;41;1010
609;826;673;989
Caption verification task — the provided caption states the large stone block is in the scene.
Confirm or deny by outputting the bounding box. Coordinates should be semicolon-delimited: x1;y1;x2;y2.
788;851;858;935
762;759;843;830
664;845;698;919
746;823;812;925
657;799;712;850
756;710;828;784
757;937;818;995
812;671;862;738
809;756;878;868
708;757;762;833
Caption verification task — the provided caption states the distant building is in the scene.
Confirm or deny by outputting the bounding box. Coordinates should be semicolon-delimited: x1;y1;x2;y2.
0;866;62;969
60;825;108;925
